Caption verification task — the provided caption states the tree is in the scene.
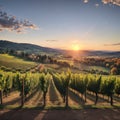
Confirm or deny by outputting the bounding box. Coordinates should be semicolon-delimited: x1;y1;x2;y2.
53;70;71;108
110;67;117;75
70;74;88;103
52;73;66;102
64;70;71;108
101;77;116;105
0;74;5;105
16;73;25;106
4;75;13;97
84;76;88;102
87;76;101;105
39;73;50;106
115;79;120;96
111;67;118;75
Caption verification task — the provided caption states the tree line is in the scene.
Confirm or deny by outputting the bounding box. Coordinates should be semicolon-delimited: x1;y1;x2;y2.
74;57;120;75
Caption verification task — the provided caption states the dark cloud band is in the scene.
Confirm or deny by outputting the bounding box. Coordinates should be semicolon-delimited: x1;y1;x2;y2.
102;0;120;6
104;43;120;46
0;10;38;33
46;40;58;42
83;0;120;6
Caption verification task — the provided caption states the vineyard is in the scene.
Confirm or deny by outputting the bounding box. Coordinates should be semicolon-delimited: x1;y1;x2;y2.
0;70;120;109
0;54;37;72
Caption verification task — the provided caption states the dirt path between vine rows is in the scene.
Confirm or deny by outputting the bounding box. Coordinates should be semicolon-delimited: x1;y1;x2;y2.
0;109;120;120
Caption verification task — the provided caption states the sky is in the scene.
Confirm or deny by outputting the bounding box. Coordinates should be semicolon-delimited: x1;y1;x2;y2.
0;0;120;51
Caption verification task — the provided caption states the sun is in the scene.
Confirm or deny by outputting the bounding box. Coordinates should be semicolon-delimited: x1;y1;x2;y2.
72;44;80;51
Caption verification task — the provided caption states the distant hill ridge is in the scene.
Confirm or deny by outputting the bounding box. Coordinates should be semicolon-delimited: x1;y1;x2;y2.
0;40;59;54
0;40;120;57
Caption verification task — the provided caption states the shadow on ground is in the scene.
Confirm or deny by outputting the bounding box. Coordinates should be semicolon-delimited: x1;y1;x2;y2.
0;107;120;120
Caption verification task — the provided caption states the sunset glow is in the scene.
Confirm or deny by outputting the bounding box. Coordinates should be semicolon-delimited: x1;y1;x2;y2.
0;0;120;51
72;44;80;51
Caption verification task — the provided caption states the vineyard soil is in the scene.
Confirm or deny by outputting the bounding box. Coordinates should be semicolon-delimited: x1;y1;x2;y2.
0;109;120;120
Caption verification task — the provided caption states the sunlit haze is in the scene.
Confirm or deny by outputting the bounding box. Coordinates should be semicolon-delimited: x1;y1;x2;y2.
0;0;120;51
72;44;80;51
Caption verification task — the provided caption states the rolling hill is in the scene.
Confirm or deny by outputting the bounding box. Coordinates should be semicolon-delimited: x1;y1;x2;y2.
0;40;120;57
0;40;60;55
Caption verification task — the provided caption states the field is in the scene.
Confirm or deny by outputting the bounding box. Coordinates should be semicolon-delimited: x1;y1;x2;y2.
44;61;109;74
0;54;37;72
74;62;109;73
0;54;110;74
0;71;120;107
0;0;120;119
1;77;120;108
0;54;120;120
0;75;120;120
0;76;120;120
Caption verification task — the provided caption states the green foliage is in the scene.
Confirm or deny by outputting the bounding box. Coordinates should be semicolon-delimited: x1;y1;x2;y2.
39;72;51;106
15;72;41;97
87;75;101;94
101;77;116;96
39;73;50;93
70;74;88;95
53;73;66;99
0;74;5;90
0;69;120;106
53;71;71;100
53;70;71;107
115;78;120;96
0;54;37;72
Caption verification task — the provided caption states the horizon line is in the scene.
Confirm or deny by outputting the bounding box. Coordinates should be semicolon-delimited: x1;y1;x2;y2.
0;39;120;52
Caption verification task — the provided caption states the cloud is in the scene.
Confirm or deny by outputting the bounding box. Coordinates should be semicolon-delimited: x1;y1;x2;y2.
46;40;58;42
104;43;120;46
83;0;89;3
102;0;120;6
82;0;120;6
95;3;99;7
0;9;38;33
